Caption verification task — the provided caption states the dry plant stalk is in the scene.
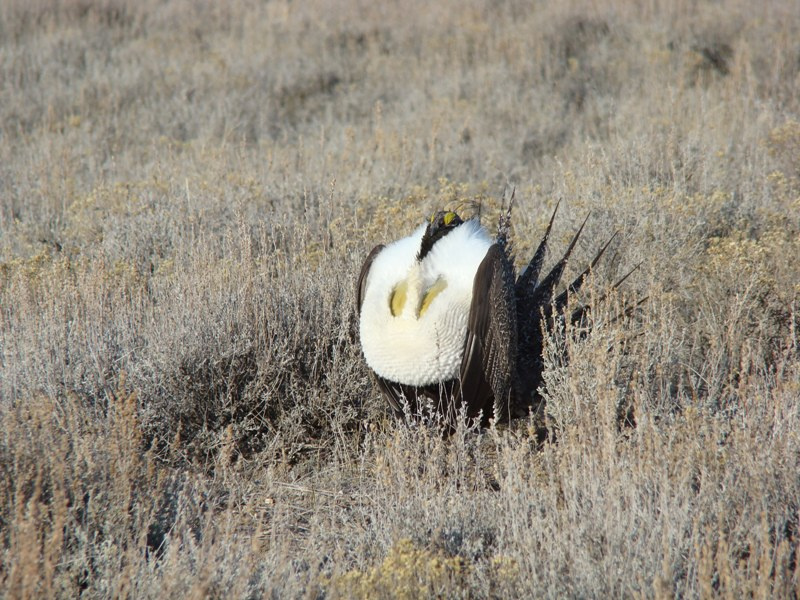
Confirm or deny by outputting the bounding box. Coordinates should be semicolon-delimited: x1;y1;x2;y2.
1;0;799;597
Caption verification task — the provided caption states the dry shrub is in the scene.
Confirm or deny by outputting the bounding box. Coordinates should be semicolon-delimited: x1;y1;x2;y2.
327;538;468;599
1;0;799;597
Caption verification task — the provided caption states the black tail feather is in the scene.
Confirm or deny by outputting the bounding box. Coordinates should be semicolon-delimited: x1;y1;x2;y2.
567;260;644;324
497;188;516;249
609;295;649;325
570;293;648;330
515;201;560;291
610;261;643;291
553;231;617;312
526;212;589;308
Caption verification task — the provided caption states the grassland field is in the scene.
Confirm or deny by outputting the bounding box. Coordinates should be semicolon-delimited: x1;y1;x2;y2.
1;0;799;597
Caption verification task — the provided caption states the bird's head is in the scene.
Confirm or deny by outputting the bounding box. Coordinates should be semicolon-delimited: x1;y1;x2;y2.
418;210;464;260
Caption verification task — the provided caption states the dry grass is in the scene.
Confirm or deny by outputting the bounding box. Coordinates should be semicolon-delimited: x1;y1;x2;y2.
1;0;799;597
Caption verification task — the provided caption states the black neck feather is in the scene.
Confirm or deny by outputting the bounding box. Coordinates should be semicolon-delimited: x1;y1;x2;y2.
418;225;455;261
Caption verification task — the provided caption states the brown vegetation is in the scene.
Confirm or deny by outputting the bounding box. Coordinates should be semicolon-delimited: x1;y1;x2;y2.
1;0;799;597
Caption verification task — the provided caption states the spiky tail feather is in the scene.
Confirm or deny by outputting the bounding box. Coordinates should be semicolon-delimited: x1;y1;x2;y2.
513;213;621;422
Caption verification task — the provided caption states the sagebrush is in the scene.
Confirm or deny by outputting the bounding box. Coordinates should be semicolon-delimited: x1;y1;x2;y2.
1;0;799;597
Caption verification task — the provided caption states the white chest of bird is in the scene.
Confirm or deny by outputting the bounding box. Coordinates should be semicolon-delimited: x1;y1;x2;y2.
359;219;493;386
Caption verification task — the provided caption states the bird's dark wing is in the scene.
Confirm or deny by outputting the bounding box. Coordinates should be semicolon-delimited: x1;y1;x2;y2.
356;244;407;414
375;378;461;423
356;245;385;316
374;376;412;416
459;244;517;425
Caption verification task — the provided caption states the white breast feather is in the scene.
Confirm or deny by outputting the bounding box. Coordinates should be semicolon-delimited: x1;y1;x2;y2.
359;220;493;386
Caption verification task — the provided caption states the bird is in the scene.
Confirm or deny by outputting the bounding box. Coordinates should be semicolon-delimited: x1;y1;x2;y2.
356;200;616;430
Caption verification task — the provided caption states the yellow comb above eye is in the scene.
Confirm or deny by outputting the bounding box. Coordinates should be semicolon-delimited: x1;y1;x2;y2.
389;280;408;317
443;212;457;226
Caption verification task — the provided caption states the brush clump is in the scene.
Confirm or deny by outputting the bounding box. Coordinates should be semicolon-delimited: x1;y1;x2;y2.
1;0;799;597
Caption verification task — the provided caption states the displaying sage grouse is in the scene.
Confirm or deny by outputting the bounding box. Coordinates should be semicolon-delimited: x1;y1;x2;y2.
357;202;614;429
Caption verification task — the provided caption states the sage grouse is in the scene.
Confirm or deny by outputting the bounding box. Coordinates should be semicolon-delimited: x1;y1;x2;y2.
357;203;613;429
